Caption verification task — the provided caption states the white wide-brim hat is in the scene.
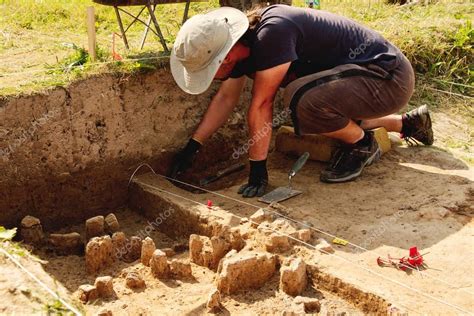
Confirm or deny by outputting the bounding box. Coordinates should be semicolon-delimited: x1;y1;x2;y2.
170;7;249;95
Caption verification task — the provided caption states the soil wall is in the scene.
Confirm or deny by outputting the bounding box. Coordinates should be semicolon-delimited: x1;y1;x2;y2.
0;65;284;229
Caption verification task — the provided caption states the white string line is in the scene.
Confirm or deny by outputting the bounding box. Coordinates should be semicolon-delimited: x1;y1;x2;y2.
0;247;82;316
133;178;472;315
0;55;170;77
129;163;474;296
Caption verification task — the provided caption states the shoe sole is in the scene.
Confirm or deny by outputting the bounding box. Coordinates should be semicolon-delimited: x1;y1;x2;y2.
320;147;381;183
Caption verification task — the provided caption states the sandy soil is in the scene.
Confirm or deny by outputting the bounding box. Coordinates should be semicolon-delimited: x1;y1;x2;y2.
0;108;472;315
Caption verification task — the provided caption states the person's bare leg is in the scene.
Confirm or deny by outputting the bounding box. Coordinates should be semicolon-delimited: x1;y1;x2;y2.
360;114;402;132
321;120;364;144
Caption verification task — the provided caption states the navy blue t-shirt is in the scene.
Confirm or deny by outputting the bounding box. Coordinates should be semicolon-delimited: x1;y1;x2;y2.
230;5;401;87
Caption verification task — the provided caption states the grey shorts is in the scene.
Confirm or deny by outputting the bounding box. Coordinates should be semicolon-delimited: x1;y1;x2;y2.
283;54;415;135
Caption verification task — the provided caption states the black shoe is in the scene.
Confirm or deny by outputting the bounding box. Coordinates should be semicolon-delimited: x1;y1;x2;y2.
320;131;381;183
401;105;434;146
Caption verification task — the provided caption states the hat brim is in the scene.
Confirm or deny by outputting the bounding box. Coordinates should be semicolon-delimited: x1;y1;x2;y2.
170;7;249;95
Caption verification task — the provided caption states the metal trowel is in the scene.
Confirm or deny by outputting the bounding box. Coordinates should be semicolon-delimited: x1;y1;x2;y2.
258;152;310;204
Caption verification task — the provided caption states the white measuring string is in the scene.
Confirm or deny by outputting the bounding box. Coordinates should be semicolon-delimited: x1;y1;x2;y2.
132;177;472;315
129;163;474;296
0;247;82;316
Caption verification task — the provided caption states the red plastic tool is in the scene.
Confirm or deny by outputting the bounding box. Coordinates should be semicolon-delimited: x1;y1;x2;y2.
377;246;428;273
207;200;213;209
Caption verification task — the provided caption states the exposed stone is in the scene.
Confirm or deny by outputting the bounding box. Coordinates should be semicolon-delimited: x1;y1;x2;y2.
240;217;249;224
228;227;245;251
150;249;169;278
266;233;291;253
86;236;114;274
161;247;175;257
216;251;277;294
249;209;271;228
125;272;145;289
297;229;312;242
96;308;113;316
104;213;120;234
20;216;44;245
280;258;307;296
86;216;105;240
169;259;193;279
211;236;231;268
294;296;321;313
189;234;229;269
78;284;98;303
141;237;156;266
122;236;142;263
189;234;213;268
315;238;335;254
112;232;127;261
282;304;306;316
49;232;83;255
94;276;114;298
206;288;221;311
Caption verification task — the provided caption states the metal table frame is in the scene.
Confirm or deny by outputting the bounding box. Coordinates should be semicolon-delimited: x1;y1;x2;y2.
108;0;193;53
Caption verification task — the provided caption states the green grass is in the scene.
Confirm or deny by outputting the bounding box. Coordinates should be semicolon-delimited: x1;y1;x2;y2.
0;0;472;97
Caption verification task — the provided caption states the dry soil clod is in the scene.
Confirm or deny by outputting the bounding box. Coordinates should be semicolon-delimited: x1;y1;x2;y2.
249;209;271;228
49;232;83;255
169;259;193;279
206;288;222;312
150;249;169;278
125;272;145;289
297;229;312;242
266;233;292;253
161;247;175;257
86;236;114;274
216;251;277;294
78;284;98;303
141;237;156;266
315;238;335;254
20;215;44;245
104;213;120;234
86;216;105;240
279;257;307;296
96;308;113;316
94;276;115;298
122;236;142;263
294;296;321;313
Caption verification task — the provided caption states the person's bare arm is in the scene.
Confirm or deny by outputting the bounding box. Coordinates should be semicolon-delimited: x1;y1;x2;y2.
193;76;247;143
248;62;291;160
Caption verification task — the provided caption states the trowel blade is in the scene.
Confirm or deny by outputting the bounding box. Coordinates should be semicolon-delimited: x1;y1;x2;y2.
258;186;302;204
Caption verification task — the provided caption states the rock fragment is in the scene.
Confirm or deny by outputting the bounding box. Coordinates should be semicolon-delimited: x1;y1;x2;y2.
49;232;83;255
104;213;120;234
94;276;115;298
169;259;193;279
206;288;222;311
125;272;145;289
85;236;114;274
20;216;44;245
265;233;291;253
122;236;142;263
161;247;175;257
296;229;311;242
189;234;229;269
315;238;335;254
150;249;169;278
249;209;271;227
294;296;321;313
78;284;98;303
96;308;113;316
141;237;156;266
112;232;127;261
280;258;307;296
216;251;277;294
86;216;105;240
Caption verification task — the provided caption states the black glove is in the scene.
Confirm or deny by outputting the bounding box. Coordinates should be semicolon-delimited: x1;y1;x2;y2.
238;159;268;198
167;138;202;179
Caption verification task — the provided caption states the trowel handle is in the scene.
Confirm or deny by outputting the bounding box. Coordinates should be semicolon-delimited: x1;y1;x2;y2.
288;152;310;178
